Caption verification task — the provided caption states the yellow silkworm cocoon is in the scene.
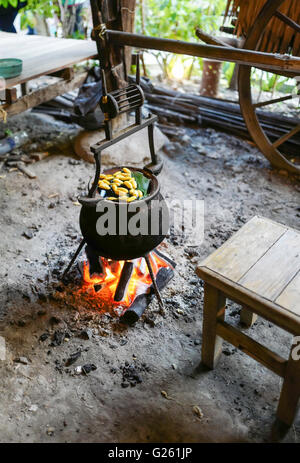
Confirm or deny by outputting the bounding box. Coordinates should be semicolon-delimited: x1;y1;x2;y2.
99;182;110;190
127;195;138;202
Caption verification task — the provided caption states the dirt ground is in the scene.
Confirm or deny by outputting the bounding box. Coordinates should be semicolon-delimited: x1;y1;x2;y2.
0;111;299;443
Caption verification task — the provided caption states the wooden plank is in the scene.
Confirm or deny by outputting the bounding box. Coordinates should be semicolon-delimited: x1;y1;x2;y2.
2;72;87;118
273;123;300;148
276;270;300;316
48;67;74;80
195;27;235;48
0;33;97;89
200;216;286;282
239;229;300;302
196;267;300;335
216;320;287;377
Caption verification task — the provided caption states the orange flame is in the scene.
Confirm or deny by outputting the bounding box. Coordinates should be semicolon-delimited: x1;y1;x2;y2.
81;252;170;309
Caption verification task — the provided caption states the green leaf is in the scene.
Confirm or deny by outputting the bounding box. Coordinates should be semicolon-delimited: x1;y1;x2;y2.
132;172;150;198
8;0;18;7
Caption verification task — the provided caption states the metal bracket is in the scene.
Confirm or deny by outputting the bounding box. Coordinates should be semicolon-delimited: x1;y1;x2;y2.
88;114;159;198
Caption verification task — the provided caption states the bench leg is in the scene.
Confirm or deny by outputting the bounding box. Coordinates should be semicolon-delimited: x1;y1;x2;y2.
240;306;257;328
276;340;300;427
202;282;226;369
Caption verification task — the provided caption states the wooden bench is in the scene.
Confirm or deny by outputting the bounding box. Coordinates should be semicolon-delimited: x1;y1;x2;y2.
196;216;300;428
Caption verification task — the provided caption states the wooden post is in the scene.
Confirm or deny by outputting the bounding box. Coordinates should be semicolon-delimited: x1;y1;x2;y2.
240;306;258;327
106;30;300;74
90;0;136;92
5;88;17;105
199;59;222;97
276;340;300;426
202;283;226;369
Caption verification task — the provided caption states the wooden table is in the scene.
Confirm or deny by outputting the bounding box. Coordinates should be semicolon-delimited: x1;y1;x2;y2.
196;216;300;428
0;32;97;119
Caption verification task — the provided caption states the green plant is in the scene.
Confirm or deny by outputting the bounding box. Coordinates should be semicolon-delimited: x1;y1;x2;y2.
135;0;227;79
0;0;84;38
222;61;235;87
0;0;20;6
0;0;57;17
251;69;296;96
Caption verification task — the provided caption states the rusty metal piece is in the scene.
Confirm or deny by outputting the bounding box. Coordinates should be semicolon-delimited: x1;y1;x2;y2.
144;253;165;316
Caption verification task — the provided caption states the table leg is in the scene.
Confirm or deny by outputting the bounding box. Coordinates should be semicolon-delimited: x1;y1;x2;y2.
276;340;300;427
202;282;226;369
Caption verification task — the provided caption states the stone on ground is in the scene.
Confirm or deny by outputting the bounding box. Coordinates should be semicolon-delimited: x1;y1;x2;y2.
74;125;168;166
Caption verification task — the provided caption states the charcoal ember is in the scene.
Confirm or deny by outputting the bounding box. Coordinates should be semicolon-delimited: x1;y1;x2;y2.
85;245;103;276
14;356;30;365
143;313;157;327
37;309;47;316
49;316;62;325
82;364;97;375
17;320;26;327
93;284;102;293
223;347;237;356
39;333;49;342
66;350;81;366
55;361;63;374
230;309;240;317
80;328;92;340
68;159;81;165
50;330;66;346
121;363;143;387
38;292;47;302
22;230;34;240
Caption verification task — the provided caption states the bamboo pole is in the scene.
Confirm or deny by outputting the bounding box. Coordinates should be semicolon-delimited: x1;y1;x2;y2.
106;30;300;74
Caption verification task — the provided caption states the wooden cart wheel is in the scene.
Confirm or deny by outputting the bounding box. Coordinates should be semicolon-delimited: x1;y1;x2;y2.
238;0;300;174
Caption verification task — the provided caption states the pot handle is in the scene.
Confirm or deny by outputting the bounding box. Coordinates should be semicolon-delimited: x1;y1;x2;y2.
78;196;103;208
143;156;163;176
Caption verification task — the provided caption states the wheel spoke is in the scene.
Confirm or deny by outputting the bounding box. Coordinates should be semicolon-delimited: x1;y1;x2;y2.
273;124;300;148
253;93;299;108
274;11;300;34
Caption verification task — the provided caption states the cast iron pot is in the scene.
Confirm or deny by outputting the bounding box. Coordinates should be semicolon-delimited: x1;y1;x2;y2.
78;166;169;261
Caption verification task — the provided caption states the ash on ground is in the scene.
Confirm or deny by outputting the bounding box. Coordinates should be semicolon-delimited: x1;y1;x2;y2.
0;112;299;443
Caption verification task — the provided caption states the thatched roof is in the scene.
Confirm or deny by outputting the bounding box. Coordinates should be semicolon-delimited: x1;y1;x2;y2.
224;0;300;55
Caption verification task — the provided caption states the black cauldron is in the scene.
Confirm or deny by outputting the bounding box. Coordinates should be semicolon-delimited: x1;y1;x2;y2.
78;167;169;261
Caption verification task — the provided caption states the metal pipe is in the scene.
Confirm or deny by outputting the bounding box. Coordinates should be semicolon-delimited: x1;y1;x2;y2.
106;30;300;74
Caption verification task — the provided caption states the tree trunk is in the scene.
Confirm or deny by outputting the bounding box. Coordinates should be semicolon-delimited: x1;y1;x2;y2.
90;0;136;91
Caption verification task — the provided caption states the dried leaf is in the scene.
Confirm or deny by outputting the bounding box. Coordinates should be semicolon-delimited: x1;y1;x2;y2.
193;405;204;419
161;390;171;400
